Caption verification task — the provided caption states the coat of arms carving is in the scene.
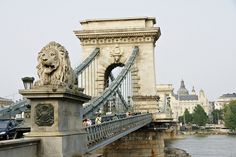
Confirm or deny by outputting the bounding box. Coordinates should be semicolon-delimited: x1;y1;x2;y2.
110;45;123;63
35;103;54;126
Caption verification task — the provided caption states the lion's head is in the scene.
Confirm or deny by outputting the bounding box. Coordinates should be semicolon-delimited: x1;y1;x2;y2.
38;48;60;75
34;41;76;89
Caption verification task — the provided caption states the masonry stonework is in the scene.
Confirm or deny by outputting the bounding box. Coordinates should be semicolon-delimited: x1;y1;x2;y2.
75;17;161;117
103;130;165;157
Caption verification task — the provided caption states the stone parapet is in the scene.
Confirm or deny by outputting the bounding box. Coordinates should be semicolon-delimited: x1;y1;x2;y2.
80;17;156;30
0;138;40;157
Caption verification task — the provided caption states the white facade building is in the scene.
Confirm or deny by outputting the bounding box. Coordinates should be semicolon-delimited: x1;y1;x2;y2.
215;93;236;110
156;80;211;121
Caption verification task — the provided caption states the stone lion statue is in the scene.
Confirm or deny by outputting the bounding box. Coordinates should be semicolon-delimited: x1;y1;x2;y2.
34;41;76;89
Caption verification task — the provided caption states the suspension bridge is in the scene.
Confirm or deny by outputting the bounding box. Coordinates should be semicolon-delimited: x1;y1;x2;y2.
0;17;175;157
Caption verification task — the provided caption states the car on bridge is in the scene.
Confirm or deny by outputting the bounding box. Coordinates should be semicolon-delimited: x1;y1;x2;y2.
0;119;17;140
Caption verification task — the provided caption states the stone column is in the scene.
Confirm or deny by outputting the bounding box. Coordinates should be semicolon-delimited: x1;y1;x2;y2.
103;130;165;157
19;87;90;157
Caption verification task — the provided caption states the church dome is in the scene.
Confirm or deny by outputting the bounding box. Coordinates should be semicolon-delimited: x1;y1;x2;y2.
177;80;189;96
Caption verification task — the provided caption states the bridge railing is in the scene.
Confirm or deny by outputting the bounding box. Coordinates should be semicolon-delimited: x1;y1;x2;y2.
0;99;30;118
84;113;152;152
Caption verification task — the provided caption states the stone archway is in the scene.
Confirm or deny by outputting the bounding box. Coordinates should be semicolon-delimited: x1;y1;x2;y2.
95;45;138;96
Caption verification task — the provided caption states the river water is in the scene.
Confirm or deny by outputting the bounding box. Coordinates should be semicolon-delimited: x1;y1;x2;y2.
166;135;236;157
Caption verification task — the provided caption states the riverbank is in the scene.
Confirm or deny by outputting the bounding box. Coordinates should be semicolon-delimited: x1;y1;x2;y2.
165;147;191;157
164;130;230;156
164;135;191;157
179;128;230;136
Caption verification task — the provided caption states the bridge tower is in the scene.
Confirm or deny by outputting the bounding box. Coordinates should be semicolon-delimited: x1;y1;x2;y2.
74;17;161;119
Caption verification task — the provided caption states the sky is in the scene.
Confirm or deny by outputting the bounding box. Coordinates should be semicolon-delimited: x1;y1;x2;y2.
0;0;235;101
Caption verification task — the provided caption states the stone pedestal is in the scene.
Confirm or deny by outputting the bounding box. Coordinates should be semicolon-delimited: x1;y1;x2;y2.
19;87;91;157
102;130;165;157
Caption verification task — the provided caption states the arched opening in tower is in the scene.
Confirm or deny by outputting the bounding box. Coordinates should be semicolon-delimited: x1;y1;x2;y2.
103;63;133;114
104;63;124;88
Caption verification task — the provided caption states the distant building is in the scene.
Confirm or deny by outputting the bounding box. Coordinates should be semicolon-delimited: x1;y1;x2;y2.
156;84;175;118
0;97;13;108
215;93;236;110
156;80;211;121
209;101;215;110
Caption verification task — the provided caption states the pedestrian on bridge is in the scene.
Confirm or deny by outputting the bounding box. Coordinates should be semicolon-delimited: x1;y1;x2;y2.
83;118;92;127
95;114;102;124
112;114;118;121
126;112;131;117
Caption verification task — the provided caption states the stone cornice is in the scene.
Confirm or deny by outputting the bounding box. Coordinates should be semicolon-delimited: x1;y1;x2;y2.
74;28;161;45
74;28;160;39
19;87;91;103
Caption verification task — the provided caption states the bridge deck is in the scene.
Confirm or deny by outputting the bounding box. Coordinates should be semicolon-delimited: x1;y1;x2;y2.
84;113;152;152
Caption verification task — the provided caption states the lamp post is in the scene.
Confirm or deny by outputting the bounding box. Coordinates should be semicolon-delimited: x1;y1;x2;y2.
21;77;35;89
21;77;34;125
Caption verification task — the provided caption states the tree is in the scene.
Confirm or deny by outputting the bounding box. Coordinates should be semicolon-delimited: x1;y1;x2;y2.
184;109;192;124
192;104;208;126
211;109;223;124
224;100;236;132
178;109;192;124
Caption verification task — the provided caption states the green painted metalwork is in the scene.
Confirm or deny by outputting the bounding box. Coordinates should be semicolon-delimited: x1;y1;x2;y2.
0;99;30;118
74;48;100;75
109;73;129;110
85;113;152;152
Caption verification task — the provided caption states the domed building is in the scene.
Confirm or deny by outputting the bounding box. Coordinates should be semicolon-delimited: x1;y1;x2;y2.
177;80;189;96
156;80;211;121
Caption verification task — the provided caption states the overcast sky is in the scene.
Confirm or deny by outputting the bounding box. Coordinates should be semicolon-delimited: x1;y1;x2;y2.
0;0;235;101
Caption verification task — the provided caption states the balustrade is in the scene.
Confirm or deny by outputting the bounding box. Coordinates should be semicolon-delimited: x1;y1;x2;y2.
84;113;152;150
